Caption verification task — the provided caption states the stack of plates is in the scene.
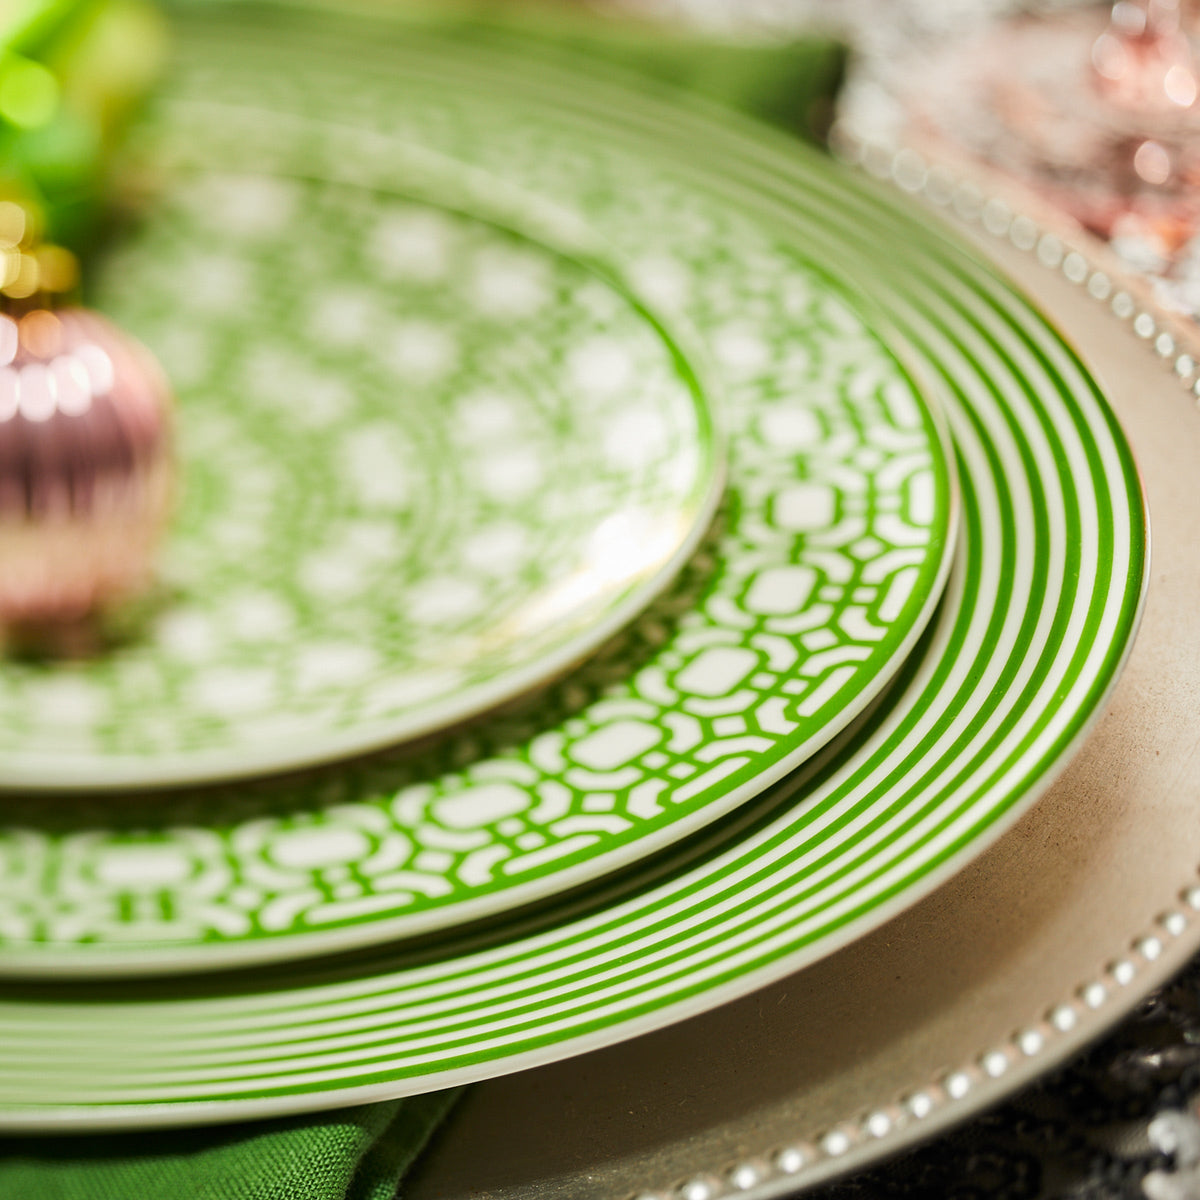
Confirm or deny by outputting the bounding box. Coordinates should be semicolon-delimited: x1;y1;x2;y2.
0;6;1157;1193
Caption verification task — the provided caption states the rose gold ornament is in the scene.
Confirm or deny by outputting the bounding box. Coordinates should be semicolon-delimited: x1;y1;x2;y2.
0;304;172;651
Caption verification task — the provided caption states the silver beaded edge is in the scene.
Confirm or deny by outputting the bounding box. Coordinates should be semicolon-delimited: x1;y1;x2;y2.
628;131;1200;1200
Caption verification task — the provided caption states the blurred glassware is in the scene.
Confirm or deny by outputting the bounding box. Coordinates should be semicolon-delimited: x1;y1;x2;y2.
927;0;1200;236
607;0;1200;321
829;0;1200;318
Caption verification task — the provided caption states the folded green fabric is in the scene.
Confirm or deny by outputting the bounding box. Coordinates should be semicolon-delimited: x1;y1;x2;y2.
0;1091;460;1200
166;0;848;145
395;0;847;143
0;6;846;1199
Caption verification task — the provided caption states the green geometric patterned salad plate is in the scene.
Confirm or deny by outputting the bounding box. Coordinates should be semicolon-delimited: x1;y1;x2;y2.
0;27;956;969
0;12;1146;1122
0;146;728;791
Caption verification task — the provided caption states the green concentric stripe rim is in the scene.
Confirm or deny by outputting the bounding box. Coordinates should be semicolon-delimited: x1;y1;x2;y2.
0;21;1146;1125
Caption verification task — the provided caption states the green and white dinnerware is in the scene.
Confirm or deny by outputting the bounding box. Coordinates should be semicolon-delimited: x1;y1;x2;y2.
0;10;1145;1122
0;154;726;789
0;22;957;968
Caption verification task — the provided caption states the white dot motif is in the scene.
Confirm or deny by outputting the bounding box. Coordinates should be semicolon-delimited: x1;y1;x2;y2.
468;245;550;317
372;210;453;281
568;337;635;399
384;320;458;380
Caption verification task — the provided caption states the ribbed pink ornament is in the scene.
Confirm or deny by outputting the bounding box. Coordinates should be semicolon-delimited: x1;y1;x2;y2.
0;307;172;646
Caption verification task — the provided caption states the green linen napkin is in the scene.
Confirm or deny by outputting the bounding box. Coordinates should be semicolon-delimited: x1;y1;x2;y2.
0;5;847;1198
0;1092;460;1199
167;0;847;145
303;0;848;144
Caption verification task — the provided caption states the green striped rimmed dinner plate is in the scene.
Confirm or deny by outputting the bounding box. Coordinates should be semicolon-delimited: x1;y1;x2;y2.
0;12;1145;1124
0;24;956;971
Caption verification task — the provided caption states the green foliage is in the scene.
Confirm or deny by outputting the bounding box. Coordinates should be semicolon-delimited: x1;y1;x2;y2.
0;0;166;250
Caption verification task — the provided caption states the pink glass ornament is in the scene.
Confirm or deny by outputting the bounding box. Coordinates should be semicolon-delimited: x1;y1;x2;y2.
0;307;172;649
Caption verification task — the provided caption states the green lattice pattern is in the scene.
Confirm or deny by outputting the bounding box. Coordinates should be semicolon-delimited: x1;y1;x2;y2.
0;45;951;965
